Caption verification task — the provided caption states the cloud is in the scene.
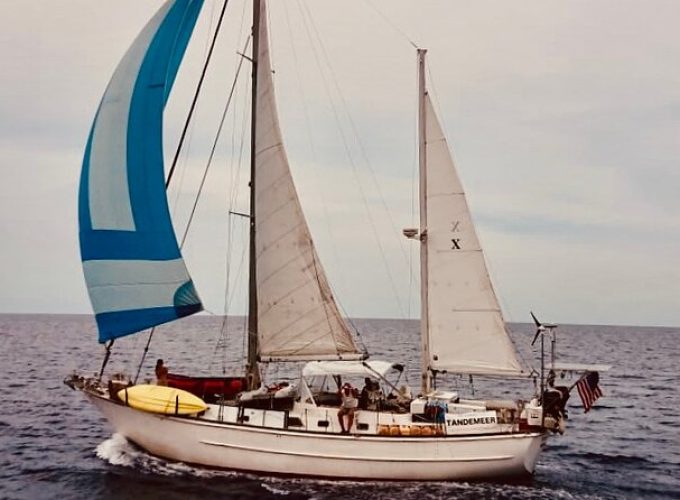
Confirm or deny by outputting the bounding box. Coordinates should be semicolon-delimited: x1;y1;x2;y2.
1;0;679;327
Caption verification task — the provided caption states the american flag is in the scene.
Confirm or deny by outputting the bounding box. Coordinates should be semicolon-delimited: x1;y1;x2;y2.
576;371;603;412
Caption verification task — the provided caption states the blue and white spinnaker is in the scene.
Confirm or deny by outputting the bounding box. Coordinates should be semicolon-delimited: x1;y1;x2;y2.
79;0;204;342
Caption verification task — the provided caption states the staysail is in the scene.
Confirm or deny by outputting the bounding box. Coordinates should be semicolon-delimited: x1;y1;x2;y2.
253;0;362;361
79;0;204;343
423;92;524;376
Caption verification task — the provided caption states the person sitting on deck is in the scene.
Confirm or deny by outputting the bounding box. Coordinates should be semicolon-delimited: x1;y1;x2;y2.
155;359;168;386
337;382;358;434
367;381;384;411
395;385;412;405
544;369;570;420
359;378;372;410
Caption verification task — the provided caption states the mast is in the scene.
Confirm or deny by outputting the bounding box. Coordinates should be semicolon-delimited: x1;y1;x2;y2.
417;48;431;395
413;51;525;378
246;0;261;390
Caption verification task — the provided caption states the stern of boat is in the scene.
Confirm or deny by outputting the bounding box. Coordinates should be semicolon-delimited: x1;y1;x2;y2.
523;432;547;475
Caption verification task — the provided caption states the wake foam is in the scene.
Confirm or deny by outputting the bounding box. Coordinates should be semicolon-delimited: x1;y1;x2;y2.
95;433;135;467
260;483;291;496
95;433;237;478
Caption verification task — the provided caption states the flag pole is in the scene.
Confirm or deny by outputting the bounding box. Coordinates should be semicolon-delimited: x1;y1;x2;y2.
567;371;591;392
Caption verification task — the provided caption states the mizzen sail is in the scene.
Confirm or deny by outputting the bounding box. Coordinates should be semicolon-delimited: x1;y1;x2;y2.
253;0;362;361
423;93;524;376
79;0;204;343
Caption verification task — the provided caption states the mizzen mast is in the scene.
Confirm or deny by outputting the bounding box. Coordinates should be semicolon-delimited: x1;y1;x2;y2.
417;48;431;395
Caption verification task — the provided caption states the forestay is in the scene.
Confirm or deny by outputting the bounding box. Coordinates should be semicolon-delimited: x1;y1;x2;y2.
253;1;361;361
79;0;204;343
424;94;524;376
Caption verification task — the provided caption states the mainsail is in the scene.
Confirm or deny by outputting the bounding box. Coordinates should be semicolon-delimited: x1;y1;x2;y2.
422;92;524;376
253;0;362;361
79;0;204;343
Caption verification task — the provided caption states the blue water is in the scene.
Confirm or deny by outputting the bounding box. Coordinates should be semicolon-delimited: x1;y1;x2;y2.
1;314;678;499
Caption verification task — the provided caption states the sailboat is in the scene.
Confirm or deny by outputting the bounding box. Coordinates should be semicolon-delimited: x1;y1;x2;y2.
66;0;606;480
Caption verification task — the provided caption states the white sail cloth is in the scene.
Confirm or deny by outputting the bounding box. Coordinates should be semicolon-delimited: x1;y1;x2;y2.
253;1;362;361
424;95;524;376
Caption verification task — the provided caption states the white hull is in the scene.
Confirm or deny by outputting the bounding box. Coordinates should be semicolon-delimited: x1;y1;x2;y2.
88;393;544;481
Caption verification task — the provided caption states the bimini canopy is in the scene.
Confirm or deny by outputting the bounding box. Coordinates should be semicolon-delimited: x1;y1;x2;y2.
302;360;402;379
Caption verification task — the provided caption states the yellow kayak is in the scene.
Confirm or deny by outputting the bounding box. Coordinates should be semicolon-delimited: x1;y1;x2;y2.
118;384;207;416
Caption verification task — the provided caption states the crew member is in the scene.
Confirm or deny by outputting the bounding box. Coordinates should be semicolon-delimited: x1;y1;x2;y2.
155;359;169;386
359;378;372;409
338;382;358;434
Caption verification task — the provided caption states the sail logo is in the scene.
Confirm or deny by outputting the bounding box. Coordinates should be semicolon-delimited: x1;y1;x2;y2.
451;220;461;249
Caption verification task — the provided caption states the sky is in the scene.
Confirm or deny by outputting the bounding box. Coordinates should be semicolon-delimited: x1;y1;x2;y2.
1;0;679;327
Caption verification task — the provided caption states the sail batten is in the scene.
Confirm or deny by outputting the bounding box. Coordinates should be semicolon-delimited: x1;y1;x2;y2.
423;93;524;376
253;0;361;361
79;0;205;343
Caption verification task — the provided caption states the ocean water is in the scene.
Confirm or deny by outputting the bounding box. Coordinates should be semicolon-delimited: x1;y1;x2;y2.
1;314;678;499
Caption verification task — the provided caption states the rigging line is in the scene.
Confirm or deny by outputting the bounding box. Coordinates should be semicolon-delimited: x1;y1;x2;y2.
227;262;247;317
297;1;408;319
217;72;249;370
214;217;247;371
227;66;251;217
213;214;234;373
225;221;249;311
266;0;276;70
306;234;345;356
319;246;366;350
220;70;250;345
234;0;248;64
227;0;249;210
134;1;230;381
97;340;115;381
299;3;417;297
188;52;246;375
165;0;230;189
335;306;369;357
223;123;250;327
241;313;248;372
170;0;219;214
133;328;154;384
225;2;251;211
360;0;420;50
102;3;228;381
227;0;249;203
217;62;251;369
214;32;248;374
218;36;252;351
282;1;352;312
284;11;361;323
300;1;413;274
214;213;236;372
179;36;251;249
